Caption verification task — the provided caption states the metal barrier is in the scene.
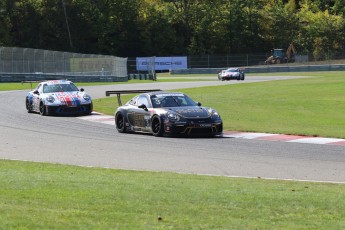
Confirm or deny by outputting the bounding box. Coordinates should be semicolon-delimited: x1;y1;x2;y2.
170;64;345;75
0;47;128;82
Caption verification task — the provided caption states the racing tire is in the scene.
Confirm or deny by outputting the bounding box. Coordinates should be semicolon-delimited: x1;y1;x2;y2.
39;101;49;116
26;98;32;113
241;74;245;80
151;115;163;137
115;112;127;133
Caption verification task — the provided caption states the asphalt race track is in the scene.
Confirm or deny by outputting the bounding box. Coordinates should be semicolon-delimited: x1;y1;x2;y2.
1;76;344;183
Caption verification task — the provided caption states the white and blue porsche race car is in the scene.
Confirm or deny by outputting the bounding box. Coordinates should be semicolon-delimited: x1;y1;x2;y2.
25;80;93;116
218;68;245;81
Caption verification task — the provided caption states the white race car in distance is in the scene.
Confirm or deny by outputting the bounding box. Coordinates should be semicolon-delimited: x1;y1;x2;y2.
218;68;245;81
25;80;93;116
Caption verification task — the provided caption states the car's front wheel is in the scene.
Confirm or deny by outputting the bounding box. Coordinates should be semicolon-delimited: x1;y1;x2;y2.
151;115;163;137
39;101;46;116
115;112;126;133
26;98;32;113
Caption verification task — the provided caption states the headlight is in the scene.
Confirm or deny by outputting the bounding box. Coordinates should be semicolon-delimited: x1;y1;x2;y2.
46;96;55;103
207;108;220;118
83;94;91;101
167;112;180;121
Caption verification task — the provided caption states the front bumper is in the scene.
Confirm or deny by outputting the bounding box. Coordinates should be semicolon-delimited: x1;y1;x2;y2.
46;103;93;115
164;119;223;136
221;75;239;80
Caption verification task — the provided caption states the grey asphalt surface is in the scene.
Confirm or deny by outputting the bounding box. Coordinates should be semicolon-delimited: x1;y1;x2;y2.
1;76;344;183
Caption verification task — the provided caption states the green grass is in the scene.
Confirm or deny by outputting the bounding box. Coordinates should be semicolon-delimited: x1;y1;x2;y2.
1;159;344;229
94;73;345;138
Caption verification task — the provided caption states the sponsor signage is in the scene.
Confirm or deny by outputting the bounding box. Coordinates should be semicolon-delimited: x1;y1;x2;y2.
136;56;187;71
70;58;113;72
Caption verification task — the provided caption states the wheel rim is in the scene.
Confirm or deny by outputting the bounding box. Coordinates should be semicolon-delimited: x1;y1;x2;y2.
152;119;160;134
117;115;124;129
39;103;44;114
26;100;31;111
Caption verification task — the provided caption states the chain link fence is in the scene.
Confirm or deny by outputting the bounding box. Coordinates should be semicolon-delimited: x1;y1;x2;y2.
0;47;128;82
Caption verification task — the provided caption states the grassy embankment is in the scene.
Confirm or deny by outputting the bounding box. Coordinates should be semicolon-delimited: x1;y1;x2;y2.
1;160;344;229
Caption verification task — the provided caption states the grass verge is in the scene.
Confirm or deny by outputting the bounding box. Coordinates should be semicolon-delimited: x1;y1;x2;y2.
1;159;344;229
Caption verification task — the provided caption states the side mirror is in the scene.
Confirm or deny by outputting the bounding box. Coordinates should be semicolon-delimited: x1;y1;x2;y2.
33;90;39;95
80;88;84;92
138;104;148;111
197;102;202;106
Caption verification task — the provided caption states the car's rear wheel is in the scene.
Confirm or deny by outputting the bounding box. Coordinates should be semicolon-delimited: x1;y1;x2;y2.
151;116;163;137
241;74;245;80
26;98;32;113
115;112;126;133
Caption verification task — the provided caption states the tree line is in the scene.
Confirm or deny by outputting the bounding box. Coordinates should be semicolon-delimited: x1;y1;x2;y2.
1;0;345;59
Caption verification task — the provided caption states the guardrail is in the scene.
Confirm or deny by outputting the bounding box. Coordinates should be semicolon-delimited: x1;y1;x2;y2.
0;73;128;83
170;64;345;75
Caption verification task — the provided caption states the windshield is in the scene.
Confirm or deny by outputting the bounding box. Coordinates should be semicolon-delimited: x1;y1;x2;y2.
226;68;238;72
43;83;79;93
150;94;197;108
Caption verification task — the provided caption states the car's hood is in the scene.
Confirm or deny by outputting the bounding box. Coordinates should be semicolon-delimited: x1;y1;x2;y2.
44;91;89;106
167;106;211;118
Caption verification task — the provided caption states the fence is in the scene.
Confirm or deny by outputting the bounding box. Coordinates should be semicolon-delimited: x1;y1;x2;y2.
128;52;345;74
0;47;128;82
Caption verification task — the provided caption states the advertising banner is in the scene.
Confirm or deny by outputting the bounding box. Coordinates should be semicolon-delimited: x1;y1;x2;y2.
70;58;113;72
136;56;187;71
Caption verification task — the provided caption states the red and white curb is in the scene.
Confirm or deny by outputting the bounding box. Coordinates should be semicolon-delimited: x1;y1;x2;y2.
223;131;345;146
78;112;114;125
78;112;345;146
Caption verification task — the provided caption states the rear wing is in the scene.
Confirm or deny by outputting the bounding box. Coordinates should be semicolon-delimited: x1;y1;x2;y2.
105;89;161;106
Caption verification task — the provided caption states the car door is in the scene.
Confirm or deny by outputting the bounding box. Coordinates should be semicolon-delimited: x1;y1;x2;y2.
32;83;43;111
127;95;151;132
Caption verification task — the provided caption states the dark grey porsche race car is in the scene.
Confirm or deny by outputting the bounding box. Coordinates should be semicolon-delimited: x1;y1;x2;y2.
114;91;223;137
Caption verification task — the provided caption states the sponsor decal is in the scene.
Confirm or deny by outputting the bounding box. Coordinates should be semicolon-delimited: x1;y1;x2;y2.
56;92;81;107
156;93;184;97
136;57;187;71
46;80;69;85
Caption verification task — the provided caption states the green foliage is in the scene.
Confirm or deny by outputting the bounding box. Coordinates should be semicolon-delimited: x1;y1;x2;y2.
0;0;345;56
297;1;345;58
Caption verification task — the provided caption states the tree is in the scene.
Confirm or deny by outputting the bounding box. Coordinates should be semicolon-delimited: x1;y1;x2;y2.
297;0;345;59
260;0;299;51
139;0;181;55
0;0;13;46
